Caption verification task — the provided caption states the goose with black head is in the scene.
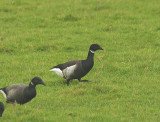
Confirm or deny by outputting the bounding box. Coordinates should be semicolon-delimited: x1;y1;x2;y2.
0;77;45;105
50;44;103;85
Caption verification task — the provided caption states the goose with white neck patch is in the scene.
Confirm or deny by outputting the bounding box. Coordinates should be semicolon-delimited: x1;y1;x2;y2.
0;77;45;105
50;44;103;85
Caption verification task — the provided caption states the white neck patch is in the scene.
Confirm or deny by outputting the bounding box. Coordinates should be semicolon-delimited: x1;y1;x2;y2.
30;82;34;85
0;90;6;98
90;50;95;53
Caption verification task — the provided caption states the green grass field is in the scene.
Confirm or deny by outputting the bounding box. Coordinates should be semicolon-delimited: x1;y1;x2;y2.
0;0;160;121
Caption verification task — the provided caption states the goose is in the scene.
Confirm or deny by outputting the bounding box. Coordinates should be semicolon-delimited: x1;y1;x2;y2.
50;44;103;85
0;77;45;105
0;102;4;117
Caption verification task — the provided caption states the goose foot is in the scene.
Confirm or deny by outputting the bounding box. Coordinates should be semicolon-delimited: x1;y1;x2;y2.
78;79;89;82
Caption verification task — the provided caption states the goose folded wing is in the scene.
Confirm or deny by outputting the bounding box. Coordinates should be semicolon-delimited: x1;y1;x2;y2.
53;60;79;70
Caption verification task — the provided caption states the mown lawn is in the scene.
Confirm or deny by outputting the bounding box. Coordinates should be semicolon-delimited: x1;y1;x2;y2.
0;0;160;121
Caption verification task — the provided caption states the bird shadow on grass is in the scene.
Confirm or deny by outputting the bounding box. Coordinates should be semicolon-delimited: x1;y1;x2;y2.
48;79;69;86
36;45;57;52
156;27;160;31
68;113;76;117
58;14;79;22
0;47;14;54
49;79;90;86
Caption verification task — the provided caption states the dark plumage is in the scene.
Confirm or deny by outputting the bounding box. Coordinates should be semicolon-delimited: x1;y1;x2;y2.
0;102;4;117
50;44;103;85
0;77;45;105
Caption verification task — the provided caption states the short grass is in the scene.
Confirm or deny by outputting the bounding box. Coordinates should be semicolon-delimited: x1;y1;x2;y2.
0;0;160;121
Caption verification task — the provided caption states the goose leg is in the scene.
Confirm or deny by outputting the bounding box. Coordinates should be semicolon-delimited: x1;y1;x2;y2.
67;79;70;86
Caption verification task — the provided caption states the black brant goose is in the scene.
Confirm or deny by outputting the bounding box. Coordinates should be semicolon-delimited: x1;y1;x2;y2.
0;102;4;117
50;44;103;85
0;77;45;105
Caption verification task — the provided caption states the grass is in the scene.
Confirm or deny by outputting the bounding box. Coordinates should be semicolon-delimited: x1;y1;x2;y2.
0;0;160;121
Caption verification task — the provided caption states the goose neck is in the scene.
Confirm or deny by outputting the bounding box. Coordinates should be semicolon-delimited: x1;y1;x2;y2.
86;50;94;61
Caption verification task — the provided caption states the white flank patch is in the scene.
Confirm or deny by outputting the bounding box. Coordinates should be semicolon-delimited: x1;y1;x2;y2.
49;68;63;78
63;64;76;79
0;90;6;99
90;50;95;53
